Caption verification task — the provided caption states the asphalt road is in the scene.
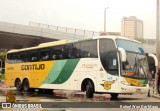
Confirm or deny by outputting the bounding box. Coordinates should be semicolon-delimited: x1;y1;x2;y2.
0;81;160;111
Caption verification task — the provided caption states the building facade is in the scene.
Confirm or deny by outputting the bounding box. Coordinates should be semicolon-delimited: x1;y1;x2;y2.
99;32;121;36
121;16;143;39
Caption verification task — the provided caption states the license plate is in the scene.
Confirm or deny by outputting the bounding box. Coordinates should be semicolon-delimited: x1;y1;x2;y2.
136;89;141;93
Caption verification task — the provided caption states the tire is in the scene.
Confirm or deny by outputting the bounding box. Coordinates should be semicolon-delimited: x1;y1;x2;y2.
15;79;23;91
38;89;53;94
86;81;94;98
38;89;44;93
45;89;53;94
110;93;119;99
28;88;35;92
22;79;29;92
148;89;150;97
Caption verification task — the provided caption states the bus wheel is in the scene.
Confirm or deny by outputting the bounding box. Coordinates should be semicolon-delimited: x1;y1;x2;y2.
86;81;94;98
110;93;119;99
23;79;29;92
44;89;53;94
15;79;22;91
28;88;35;92
38;89;44;93
38;89;53;94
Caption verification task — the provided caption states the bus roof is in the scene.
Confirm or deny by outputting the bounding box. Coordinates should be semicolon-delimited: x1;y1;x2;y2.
92;35;141;44
7;36;141;53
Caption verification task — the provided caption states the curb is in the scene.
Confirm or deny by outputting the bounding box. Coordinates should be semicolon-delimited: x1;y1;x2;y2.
54;92;111;102
93;95;110;101
151;94;160;99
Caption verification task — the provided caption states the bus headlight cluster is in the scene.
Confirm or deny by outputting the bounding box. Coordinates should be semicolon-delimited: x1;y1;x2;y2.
121;81;130;86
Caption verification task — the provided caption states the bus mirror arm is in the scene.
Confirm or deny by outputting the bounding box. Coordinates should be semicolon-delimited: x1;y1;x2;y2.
148;53;158;66
118;47;126;62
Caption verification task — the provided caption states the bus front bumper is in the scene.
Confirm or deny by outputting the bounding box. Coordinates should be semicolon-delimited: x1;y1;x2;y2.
120;84;149;94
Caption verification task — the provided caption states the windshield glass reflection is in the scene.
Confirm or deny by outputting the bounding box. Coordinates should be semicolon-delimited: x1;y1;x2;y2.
122;52;149;79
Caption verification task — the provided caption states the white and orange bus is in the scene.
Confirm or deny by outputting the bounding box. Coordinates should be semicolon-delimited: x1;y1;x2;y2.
5;36;158;98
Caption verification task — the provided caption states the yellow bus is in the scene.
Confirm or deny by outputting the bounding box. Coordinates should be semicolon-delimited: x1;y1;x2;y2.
5;36;158;98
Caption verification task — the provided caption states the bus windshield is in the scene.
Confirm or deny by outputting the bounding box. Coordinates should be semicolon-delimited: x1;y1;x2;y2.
116;39;144;53
116;39;149;79
122;52;149;79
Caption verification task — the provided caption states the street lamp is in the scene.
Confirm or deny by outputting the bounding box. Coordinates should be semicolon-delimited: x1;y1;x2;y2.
104;7;109;32
156;0;159;65
156;0;159;94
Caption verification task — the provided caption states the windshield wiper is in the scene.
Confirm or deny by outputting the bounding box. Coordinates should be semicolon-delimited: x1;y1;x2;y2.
133;57;147;78
133;61;139;76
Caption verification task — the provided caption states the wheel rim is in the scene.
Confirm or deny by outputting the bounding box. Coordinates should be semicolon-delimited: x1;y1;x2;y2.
23;80;29;91
16;81;21;89
24;84;28;90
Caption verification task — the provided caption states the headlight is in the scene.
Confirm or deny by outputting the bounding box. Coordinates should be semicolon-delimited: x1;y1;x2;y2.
121;81;130;86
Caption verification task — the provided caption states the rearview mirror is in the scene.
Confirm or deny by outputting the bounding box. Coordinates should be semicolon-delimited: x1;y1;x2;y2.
118;47;126;62
148;53;158;66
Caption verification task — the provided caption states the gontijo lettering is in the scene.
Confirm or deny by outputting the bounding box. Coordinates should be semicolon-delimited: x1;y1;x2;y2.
21;64;45;70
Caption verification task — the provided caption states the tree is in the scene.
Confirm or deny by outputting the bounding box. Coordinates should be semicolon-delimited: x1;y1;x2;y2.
135;38;146;43
0;51;7;63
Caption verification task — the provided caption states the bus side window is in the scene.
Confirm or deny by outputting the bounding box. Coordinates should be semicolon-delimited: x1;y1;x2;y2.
108;52;118;70
40;48;51;61
64;44;75;59
52;54;57;60
75;42;80;58
51;48;58;60
32;57;37;61
13;53;18;63
16;53;21;63
52;45;64;60
99;39;118;75
19;52;26;62
7;53;12;63
58;49;64;59
28;50;39;62
45;53;49;60
70;47;78;58
80;40;97;58
65;43;81;59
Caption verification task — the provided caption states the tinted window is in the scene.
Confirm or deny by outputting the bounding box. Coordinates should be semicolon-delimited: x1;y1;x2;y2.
80;40;97;58
40;48;51;61
99;39;118;75
7;53;12;63
51;45;64;60
27;50;39;62
116;39;144;53
17;52;26;62
6;40;98;63
64;44;73;59
64;43;80;59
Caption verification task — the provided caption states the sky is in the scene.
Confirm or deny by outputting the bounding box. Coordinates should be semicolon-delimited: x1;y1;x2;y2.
0;0;157;38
